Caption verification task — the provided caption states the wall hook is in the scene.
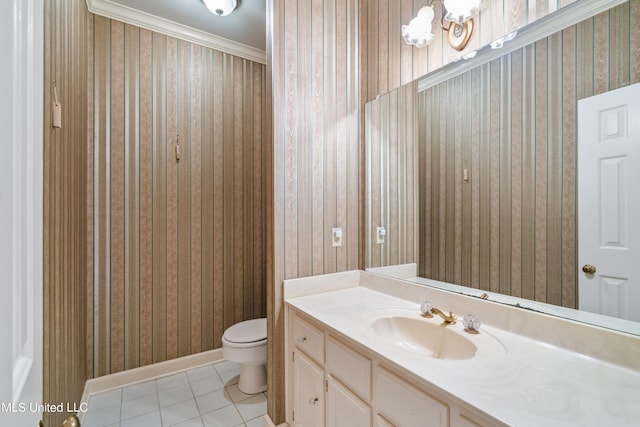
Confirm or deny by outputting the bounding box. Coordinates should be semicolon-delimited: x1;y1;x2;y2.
52;80;62;128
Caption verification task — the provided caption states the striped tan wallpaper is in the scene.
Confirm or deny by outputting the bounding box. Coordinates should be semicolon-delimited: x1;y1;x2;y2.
269;0;628;423
268;0;361;421
417;2;640;307
43;0;89;425
361;0;579;103
366;82;418;268
88;15;267;377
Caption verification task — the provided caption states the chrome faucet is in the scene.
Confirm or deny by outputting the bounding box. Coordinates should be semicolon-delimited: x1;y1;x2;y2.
420;301;457;325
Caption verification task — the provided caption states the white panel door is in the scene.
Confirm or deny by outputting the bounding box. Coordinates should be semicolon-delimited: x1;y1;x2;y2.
0;0;43;425
578;82;640;321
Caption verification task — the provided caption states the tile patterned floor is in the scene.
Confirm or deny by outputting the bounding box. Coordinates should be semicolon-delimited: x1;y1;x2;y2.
82;360;266;427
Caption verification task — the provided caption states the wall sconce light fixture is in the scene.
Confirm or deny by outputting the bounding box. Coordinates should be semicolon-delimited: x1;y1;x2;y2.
203;0;237;17
441;14;475;51
402;0;483;51
401;6;435;48
442;0;483;24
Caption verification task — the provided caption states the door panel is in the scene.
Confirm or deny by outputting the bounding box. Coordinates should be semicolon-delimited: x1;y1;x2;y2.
578;82;640;321
326;377;372;427
293;351;324;427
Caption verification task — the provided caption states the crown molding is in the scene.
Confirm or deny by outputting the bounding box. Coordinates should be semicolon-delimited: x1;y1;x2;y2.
86;0;266;64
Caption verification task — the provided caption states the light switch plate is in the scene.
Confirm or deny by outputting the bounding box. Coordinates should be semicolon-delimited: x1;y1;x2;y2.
332;228;343;247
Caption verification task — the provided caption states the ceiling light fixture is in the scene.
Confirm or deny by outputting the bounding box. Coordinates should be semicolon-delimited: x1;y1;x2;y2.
203;0;237;17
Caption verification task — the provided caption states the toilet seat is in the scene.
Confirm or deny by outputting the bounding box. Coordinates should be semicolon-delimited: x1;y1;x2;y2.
222;336;267;348
223;318;266;346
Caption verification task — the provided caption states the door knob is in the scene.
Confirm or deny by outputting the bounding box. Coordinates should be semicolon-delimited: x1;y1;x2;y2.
582;264;597;274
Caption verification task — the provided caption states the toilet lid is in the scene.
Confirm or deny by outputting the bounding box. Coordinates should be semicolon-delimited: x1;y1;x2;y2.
223;318;267;343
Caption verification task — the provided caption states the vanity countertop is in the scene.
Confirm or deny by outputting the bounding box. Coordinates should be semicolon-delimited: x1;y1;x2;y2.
285;281;640;426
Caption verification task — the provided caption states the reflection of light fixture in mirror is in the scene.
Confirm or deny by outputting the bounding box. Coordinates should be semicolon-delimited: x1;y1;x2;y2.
462;50;477;60
401;6;435;48
442;0;483;24
490;31;518;49
440;0;483;51
203;0;237;17
402;1;483;50
445;19;474;51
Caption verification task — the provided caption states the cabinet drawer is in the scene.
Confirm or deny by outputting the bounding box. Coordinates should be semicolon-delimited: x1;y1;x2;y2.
455;409;503;427
293;313;325;365
456;414;483;427
374;366;449;427
374;415;394;427
327;336;371;401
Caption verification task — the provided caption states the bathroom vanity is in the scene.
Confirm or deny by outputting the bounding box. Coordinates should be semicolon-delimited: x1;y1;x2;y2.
284;271;640;427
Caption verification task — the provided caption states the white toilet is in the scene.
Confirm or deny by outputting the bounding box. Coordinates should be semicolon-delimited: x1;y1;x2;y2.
222;318;267;394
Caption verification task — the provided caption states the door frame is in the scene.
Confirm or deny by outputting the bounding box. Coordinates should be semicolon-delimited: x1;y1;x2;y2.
0;0;44;425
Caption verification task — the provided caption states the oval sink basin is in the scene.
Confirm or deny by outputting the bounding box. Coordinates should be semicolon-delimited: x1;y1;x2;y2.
372;316;477;360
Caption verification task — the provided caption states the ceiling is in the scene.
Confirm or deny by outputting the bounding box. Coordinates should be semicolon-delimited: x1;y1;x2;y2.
110;0;266;50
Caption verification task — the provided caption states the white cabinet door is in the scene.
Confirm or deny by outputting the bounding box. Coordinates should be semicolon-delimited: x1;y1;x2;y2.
327;377;372;427
374;366;449;427
293;351;325;427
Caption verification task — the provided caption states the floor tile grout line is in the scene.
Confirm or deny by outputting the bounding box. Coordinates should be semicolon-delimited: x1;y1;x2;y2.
85;361;267;427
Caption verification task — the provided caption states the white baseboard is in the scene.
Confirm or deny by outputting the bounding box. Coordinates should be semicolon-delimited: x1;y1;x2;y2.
78;348;224;423
264;414;289;427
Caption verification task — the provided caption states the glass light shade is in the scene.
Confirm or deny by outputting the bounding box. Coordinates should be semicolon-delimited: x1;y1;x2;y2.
442;0;483;24
490;30;518;49
203;0;237;17
401;6;435;48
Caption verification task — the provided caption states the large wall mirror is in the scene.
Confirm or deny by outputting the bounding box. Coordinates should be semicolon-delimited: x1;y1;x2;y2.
365;0;640;336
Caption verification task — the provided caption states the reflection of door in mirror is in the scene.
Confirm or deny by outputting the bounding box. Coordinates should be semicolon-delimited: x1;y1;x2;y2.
578;82;640;322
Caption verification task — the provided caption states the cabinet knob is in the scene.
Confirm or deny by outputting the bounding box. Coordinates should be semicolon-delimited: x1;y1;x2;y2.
297;336;307;343
308;397;319;404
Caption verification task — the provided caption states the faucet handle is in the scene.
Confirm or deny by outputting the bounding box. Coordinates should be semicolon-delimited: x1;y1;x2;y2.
462;314;481;334
420;301;434;317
